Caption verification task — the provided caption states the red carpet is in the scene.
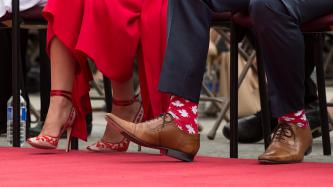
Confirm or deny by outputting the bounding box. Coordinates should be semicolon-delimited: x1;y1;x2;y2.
0;148;333;187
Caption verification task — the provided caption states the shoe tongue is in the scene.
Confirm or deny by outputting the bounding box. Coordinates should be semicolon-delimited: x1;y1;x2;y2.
272;123;293;142
145;115;165;126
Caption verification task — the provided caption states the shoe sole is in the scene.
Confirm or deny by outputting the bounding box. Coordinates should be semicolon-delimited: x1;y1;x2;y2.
106;117;195;162
86;146;128;153
120;131;195;162
86;143;129;153
258;146;312;164
26;140;57;150
258;159;302;164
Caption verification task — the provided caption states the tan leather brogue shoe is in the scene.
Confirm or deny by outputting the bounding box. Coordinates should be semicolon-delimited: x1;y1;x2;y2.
258;123;312;164
105;113;200;162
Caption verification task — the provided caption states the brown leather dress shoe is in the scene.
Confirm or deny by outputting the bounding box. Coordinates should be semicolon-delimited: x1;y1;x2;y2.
105;113;200;162
258;123;313;164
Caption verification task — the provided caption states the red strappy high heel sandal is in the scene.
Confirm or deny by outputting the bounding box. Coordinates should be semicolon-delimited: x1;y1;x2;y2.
86;95;144;152
27;90;77;152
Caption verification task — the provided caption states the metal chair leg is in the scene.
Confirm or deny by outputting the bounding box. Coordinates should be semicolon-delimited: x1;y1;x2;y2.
103;76;112;113
313;33;332;156
230;22;239;158
256;46;271;149
12;0;21;147
39;29;51;123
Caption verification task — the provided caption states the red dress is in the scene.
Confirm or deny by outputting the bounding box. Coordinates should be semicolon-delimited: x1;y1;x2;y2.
43;0;170;141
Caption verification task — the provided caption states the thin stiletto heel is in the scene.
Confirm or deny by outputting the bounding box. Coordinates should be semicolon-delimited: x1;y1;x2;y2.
66;127;73;152
27;90;77;151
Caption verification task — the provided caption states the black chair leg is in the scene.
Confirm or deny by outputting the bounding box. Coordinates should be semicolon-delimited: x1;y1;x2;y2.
256;46;272;149
71;138;79;150
12;0;21;147
230;22;239;158
313;33;332;156
19;30;31;140
103;76;112;113
38;29;51;125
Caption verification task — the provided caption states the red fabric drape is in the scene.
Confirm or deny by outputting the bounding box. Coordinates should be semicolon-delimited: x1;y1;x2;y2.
43;0;169;141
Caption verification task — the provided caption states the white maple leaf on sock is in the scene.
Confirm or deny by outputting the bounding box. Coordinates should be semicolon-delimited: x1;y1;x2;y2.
296;123;305;128
178;109;189;117
191;106;198;114
295;110;303;117
172;100;184;107
282;117;294;121
185;124;195;134
301;114;307;121
168;111;179;119
194;118;199;125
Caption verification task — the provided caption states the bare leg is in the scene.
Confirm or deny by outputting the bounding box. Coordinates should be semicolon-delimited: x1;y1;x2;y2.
102;78;141;143
40;37;75;137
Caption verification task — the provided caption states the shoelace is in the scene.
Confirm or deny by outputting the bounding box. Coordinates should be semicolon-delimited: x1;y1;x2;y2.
271;123;295;142
141;113;174;128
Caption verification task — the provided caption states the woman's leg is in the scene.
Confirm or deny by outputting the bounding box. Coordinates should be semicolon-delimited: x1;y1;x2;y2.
101;78;141;143
40;37;76;137
82;0;143;147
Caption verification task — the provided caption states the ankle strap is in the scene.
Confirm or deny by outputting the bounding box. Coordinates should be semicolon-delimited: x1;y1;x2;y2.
112;95;139;106
50;90;72;101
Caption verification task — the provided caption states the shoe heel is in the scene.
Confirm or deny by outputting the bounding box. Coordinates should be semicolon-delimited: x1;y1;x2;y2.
305;146;312;156
166;149;195;162
66;127;73;152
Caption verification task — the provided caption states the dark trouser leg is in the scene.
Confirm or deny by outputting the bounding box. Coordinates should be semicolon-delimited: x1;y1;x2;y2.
159;0;249;102
158;0;212;102
250;0;333;117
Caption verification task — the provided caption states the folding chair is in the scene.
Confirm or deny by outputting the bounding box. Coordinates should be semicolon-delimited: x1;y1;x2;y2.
228;12;333;158
203;13;259;140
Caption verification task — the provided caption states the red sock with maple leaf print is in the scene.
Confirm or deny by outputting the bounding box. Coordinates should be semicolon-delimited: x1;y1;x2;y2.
278;109;309;128
167;95;199;134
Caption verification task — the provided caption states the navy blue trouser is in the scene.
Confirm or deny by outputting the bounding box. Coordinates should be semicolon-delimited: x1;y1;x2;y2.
159;0;333;117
